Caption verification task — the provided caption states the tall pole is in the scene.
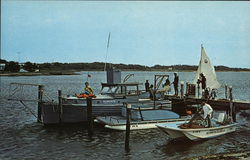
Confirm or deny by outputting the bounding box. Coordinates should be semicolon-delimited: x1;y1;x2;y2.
153;75;156;109
104;32;111;71
125;103;131;152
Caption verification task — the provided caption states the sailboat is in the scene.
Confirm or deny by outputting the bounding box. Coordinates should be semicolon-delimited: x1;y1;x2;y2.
193;45;220;89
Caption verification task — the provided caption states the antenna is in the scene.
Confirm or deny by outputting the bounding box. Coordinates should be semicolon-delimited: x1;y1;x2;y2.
104;32;111;71
17;52;21;63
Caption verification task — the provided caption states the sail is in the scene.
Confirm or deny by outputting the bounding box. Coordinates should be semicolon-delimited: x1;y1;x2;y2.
193;45;220;89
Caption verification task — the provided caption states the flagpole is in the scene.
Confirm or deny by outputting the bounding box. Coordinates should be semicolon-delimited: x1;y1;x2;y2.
104;32;111;71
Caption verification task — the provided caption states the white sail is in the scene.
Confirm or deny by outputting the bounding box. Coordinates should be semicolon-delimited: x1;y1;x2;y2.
193;45;220;89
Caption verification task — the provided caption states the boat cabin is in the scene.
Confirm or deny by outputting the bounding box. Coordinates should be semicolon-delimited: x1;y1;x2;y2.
100;82;140;98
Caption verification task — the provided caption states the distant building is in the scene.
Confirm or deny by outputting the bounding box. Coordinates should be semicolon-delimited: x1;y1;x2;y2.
0;63;5;71
168;67;173;71
19;69;28;72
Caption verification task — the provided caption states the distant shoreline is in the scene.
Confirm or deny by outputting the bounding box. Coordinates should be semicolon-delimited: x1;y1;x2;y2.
0;69;249;76
0;71;80;76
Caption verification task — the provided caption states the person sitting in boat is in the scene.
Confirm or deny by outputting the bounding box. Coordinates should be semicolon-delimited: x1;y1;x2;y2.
84;82;94;95
163;78;171;93
149;84;154;100
157;78;171;97
201;101;213;127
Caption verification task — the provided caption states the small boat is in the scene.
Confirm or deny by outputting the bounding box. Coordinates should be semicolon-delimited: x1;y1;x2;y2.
157;112;238;141
95;104;188;131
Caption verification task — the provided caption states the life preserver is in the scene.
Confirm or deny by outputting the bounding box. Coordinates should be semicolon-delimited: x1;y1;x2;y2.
76;93;96;98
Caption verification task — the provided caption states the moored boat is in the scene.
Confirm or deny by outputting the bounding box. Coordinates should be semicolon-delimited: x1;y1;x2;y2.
95;104;188;131
157;111;238;141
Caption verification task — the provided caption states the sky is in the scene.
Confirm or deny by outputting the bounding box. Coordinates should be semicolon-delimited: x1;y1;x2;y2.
1;1;250;68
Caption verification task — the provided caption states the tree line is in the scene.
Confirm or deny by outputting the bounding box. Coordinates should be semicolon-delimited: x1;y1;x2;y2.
0;59;249;72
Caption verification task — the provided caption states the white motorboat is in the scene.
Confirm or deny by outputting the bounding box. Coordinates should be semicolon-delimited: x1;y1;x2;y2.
95;105;188;131
157;112;238;141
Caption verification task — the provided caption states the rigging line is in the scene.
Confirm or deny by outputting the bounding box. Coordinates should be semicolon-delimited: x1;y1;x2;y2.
19;100;38;119
43;93;54;102
104;32;111;71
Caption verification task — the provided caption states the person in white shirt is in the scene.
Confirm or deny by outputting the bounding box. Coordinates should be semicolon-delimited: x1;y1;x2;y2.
201;101;213;127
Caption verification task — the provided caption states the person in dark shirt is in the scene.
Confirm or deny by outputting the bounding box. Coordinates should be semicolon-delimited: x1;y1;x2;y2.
197;73;206;90
173;73;179;96
145;80;150;92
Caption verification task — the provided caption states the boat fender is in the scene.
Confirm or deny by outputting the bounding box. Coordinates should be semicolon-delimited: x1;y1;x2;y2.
186;110;192;115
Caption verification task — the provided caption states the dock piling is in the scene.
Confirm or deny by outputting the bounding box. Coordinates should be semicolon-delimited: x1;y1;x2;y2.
229;86;236;122
87;97;93;136
197;84;200;98
58;90;63;124
125;103;131;152
185;82;189;95
180;81;184;98
225;85;228;99
37;85;44;123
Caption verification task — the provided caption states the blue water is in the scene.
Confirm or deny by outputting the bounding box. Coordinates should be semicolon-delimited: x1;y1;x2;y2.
0;71;249;160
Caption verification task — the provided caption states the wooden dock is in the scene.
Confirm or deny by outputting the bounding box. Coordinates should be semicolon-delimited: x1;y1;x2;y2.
165;95;250;111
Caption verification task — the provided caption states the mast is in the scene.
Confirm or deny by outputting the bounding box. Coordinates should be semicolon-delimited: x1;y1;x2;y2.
104;32;111;71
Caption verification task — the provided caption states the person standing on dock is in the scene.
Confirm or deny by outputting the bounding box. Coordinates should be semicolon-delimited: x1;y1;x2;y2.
173;73;179;96
145;80;150;92
197;73;206;90
201;101;213;127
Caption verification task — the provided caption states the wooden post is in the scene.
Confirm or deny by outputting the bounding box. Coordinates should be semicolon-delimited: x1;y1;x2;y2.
125;103;131;152
229;86;236;122
58;90;62;124
185;82;189;95
153;75;156;109
180;82;184;98
87;97;93;136
37;85;44;123
197;84;200;98
225;85;228;99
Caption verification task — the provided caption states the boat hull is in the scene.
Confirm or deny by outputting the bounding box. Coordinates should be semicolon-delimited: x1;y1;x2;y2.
157;122;238;141
104;120;187;131
41;103;123;124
